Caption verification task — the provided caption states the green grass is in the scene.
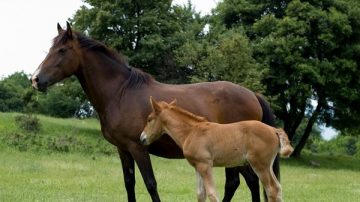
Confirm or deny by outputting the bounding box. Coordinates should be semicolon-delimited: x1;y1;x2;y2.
0;112;115;155
1;112;360;201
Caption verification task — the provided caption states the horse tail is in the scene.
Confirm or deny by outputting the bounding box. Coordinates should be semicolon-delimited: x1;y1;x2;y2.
255;93;280;178
275;128;294;157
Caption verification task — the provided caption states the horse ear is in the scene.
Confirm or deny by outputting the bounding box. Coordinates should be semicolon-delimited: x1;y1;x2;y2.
66;21;73;39
169;99;177;106
57;23;64;34
150;96;161;113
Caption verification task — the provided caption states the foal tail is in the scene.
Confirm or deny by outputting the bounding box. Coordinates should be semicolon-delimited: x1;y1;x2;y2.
275;129;294;157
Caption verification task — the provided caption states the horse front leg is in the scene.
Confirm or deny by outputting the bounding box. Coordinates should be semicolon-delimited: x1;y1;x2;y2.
196;170;206;202
130;144;161;202
222;167;240;202
196;163;219;202
118;148;136;202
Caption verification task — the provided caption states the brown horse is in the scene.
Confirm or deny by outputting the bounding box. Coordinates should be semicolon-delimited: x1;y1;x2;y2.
141;98;293;202
31;22;278;202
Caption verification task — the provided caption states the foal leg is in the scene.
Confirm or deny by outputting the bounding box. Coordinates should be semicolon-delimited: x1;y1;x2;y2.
130;145;161;202
196;170;206;202
222;167;240;202
118;148;136;202
196;163;219;202
258;169;282;202
249;162;282;202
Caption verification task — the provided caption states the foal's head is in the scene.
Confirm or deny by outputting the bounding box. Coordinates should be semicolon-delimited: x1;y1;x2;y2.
140;97;176;145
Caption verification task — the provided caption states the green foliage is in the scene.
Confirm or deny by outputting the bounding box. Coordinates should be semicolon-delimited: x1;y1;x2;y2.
14;114;41;133
212;0;360;156
0;113;115;155
0;72;30;112
36;78;83;118
72;0;206;83
0;73;90;118
255;0;360;131
190;29;265;92
306;134;360;158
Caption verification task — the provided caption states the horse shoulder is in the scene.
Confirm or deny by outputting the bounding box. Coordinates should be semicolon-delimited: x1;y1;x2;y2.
183;128;212;162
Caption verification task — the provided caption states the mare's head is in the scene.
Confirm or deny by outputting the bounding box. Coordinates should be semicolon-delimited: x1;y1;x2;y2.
31;22;81;91
140;97;176;145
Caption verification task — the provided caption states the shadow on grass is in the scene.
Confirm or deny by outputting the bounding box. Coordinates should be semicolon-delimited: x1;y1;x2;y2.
282;151;360;171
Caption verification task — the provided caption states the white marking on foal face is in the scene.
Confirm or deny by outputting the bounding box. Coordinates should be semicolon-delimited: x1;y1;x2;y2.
140;131;149;145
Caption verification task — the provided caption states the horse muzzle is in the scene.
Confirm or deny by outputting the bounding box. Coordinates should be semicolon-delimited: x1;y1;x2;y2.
31;75;48;92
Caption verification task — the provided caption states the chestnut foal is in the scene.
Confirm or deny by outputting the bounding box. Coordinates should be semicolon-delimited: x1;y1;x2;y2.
140;97;293;202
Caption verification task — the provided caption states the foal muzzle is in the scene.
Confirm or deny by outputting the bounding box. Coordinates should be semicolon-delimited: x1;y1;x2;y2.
140;132;149;145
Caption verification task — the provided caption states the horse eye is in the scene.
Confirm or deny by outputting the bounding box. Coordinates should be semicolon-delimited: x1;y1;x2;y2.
147;118;152;123
58;48;66;54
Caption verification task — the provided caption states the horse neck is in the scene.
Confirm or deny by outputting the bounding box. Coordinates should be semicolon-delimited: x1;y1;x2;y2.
76;51;130;115
160;110;199;148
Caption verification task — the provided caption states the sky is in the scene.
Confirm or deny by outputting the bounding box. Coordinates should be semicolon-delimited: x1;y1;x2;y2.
0;0;217;78
0;0;337;140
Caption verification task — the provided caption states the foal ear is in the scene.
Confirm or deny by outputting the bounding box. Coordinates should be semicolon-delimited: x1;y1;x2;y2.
57;23;64;34
169;99;177;106
150;96;161;113
66;21;73;39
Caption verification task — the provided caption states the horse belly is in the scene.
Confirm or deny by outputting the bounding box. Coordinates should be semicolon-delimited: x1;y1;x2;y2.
212;148;247;167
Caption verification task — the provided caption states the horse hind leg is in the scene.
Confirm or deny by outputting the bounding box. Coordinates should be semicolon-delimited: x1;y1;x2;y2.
255;168;282;202
248;159;282;202
222;167;240;202
240;165;261;202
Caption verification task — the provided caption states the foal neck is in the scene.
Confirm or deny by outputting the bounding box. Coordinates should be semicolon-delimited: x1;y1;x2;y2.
161;108;206;148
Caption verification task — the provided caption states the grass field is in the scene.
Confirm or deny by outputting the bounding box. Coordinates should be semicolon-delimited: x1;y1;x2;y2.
1;112;360;201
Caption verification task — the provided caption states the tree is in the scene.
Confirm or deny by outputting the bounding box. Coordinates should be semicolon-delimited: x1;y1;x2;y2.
213;0;360;156
176;28;265;92
0;71;30;112
36;77;90;118
71;0;206;83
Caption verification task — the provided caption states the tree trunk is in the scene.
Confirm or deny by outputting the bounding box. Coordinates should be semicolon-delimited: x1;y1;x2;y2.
282;95;307;141
291;99;323;157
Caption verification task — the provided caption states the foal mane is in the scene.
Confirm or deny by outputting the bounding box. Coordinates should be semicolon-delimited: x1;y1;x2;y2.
53;31;154;89
167;105;208;123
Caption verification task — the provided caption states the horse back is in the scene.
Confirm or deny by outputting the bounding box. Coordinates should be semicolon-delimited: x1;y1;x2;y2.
157;81;262;123
188;121;279;167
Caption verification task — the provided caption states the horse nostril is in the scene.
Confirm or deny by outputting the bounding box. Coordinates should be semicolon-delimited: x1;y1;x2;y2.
34;76;39;83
